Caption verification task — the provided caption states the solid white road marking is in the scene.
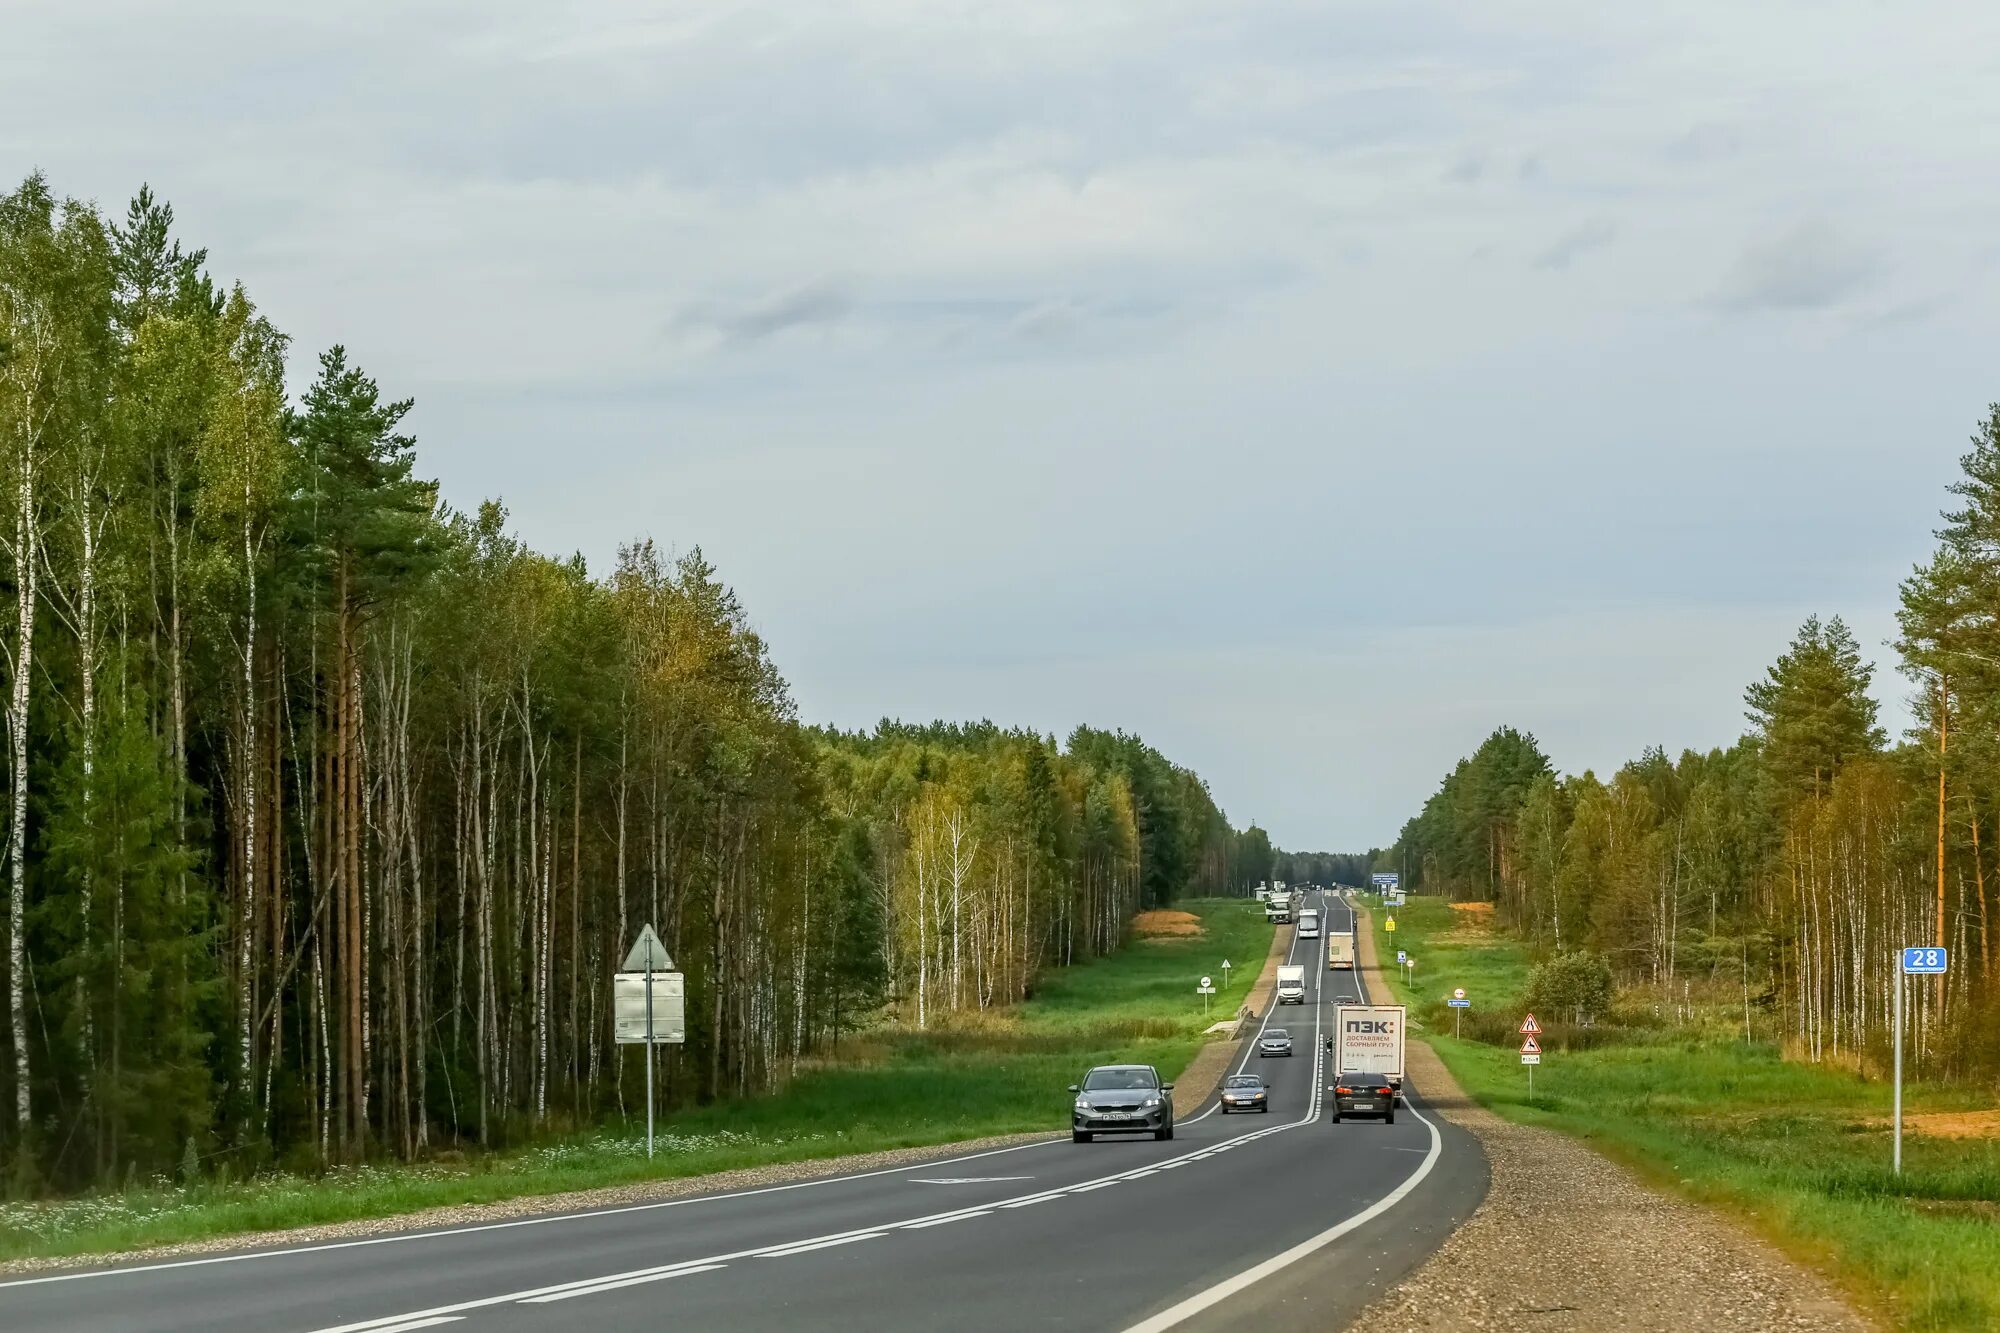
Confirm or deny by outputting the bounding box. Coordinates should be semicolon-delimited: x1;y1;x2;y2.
518;1263;726;1303
365;1319;464;1333
757;1233;884;1258
900;1211;992;1229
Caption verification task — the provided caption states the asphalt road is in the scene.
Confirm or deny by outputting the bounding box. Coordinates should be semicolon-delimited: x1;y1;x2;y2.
0;891;1487;1333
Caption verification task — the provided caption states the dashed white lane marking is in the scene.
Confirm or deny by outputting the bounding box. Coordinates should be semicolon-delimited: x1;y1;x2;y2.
519;1263;727;1303
365;1319;464;1333
901;1211;992;1229
758;1233;885;1258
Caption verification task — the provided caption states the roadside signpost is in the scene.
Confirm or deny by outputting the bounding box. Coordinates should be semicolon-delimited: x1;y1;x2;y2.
1396;950;1407;963
1519;1014;1542;1098
1893;947;1949;1174
1222;959;1233;989
1384;916;1396;934
1449;986;1469;1036
615;923;684;1159
1198;975;1216;1013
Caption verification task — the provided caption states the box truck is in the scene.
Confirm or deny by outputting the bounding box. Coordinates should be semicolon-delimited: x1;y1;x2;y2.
1275;965;1306;1004
1328;1004;1404;1122
1326;933;1355;970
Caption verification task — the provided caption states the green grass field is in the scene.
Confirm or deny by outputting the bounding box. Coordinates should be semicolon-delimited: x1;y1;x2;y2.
0;898;1272;1264
1365;895;2000;1332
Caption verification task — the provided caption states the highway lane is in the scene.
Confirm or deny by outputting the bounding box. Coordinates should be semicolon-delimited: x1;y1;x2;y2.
0;890;1486;1333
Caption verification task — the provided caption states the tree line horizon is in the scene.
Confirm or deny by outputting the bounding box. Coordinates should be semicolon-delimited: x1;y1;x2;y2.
0;174;1279;1192
1373;415;2000;1083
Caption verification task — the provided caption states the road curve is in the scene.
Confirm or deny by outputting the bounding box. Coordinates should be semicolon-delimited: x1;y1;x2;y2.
0;891;1487;1333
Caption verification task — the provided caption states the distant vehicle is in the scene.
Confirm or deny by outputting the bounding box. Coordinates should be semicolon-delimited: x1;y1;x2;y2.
1328;1003;1405;1123
1297;908;1321;939
1265;894;1293;924
1258;1027;1293;1057
1275;964;1306;1004
1220;1073;1270;1113
1327;934;1355;970
1252;887;1268;902
1070;1064;1175;1142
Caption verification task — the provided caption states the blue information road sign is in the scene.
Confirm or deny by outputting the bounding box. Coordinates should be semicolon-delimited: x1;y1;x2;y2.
1372;872;1400;887
1901;947;1948;975
1447;998;1471;1008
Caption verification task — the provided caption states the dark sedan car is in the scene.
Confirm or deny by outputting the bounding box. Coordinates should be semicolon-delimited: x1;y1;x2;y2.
1219;1074;1270;1114
1070;1064;1174;1142
1258;1027;1293;1057
1329;1073;1397;1123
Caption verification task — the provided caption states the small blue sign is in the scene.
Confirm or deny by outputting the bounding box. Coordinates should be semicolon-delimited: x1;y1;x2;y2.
1447;998;1471;1008
1901;946;1948;975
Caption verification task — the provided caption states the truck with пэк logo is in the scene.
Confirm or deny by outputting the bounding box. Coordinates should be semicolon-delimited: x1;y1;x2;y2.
1326;1004;1404;1123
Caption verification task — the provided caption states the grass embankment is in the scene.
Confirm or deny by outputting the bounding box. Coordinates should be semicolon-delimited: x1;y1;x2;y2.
0;898;1271;1265
1366;895;2000;1332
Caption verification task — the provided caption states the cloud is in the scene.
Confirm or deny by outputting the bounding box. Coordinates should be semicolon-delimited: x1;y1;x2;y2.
1534;218;1618;270
1444;152;1484;183
673;280;854;343
1714;222;1882;312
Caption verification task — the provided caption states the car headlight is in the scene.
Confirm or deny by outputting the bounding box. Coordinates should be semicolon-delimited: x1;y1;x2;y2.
1141;1096;1161;1109
1074;1098;1091;1111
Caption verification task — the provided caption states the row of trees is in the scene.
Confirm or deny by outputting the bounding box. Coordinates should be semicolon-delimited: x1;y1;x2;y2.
1389;410;2000;1083
0;175;1253;1190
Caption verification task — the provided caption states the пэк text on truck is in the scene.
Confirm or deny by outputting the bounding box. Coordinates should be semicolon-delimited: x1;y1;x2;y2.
1327;1004;1404;1123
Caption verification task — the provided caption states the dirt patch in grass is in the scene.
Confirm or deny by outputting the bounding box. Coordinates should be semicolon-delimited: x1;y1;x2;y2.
1876;1109;2000;1140
1449;901;1496;916
1132;910;1204;937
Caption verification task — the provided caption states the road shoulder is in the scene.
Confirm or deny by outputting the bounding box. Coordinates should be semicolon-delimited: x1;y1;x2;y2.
1350;904;1875;1333
0;1130;1059;1279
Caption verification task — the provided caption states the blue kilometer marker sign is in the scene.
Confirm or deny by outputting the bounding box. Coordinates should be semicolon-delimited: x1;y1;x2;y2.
1901;947;1948;975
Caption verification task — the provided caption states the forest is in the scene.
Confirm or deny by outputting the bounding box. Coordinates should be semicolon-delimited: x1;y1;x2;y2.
1387;417;2000;1084
0;175;1258;1191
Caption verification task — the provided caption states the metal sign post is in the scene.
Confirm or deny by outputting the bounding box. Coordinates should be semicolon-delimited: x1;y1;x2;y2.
1896;947;1948;1175
618;924;682;1160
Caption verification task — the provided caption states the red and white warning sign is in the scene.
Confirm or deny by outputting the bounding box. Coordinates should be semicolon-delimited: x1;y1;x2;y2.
1518;1013;1541;1035
1520;1035;1541;1055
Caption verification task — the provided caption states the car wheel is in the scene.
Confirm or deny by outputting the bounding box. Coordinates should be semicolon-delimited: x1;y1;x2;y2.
1155;1122;1174;1141
1073;1130;1092;1143
1384;1106;1396;1125
1330;1108;1342;1123
1261;1104;1270;1113
1220;1105;1230;1115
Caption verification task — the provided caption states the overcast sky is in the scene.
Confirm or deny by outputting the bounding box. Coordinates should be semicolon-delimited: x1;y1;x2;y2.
6;2;1994;850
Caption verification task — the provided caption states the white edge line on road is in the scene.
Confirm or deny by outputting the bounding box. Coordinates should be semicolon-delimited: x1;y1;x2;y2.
0;1131;1069;1291
367;1319;463;1333
299;1107;1320;1333
1119;1100;1444;1333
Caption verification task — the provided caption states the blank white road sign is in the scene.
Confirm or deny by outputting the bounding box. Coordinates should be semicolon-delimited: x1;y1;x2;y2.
614;971;687;1044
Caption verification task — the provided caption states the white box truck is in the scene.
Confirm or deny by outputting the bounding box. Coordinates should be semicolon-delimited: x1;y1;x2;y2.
1328;1004;1404;1122
1264;892;1293;924
1297;907;1321;939
1275;964;1306;1004
1326;933;1355;970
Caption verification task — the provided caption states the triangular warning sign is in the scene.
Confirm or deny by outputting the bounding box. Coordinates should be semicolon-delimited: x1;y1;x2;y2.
622;923;675;972
1520;1035;1541;1055
1519;1013;1541;1035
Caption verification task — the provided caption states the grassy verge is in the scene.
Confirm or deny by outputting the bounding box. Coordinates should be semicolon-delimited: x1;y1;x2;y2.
0;898;1271;1264
1364;894;2000;1332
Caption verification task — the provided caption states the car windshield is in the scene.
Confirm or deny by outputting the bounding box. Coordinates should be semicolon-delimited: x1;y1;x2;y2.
1083;1068;1157;1091
1265;1029;1288;1039
1225;1076;1263;1089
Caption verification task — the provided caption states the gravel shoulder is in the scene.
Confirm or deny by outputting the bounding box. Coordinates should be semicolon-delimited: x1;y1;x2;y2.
1350;907;1875;1332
